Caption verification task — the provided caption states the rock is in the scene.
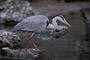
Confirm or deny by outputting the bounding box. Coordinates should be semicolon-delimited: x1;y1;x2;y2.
83;10;90;25
48;26;69;38
2;47;40;59
53;26;69;38
0;0;34;24
36;26;69;40
0;30;20;48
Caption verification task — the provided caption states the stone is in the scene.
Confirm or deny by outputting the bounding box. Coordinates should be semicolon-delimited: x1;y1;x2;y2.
2;47;40;59
0;30;20;48
0;0;34;24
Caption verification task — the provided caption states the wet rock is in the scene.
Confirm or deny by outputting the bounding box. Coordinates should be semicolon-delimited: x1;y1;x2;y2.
36;26;69;40
0;30;20;48
80;10;90;60
0;0;34;24
2;47;40;59
83;10;90;25
52;26;69;38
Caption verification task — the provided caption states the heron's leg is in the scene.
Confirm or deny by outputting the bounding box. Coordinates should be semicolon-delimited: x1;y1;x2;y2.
29;32;35;40
29;32;37;48
25;33;37;48
28;32;39;49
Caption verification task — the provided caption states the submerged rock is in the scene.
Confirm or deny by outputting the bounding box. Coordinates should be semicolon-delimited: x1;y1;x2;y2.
0;0;34;24
1;47;40;59
53;26;69;38
36;26;69;40
0;30;20;48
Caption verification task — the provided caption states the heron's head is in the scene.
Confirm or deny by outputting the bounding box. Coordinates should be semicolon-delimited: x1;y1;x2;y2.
59;15;72;28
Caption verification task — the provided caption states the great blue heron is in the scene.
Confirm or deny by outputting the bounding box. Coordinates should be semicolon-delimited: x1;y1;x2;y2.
12;15;71;49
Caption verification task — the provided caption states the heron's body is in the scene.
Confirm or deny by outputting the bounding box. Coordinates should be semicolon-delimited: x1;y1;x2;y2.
12;15;49;32
12;15;71;49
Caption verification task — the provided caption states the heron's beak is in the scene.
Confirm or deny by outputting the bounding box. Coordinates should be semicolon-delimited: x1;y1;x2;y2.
64;20;72;28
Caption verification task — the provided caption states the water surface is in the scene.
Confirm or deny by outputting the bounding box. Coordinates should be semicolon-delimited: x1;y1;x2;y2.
0;11;88;60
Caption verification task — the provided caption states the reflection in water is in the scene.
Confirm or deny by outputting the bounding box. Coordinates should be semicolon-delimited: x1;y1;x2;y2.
35;33;52;40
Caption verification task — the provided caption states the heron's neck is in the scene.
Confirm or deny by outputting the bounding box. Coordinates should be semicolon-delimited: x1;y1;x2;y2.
52;16;62;27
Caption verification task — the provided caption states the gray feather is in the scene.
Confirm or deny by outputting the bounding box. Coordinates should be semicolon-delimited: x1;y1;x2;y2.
12;23;23;31
12;15;49;32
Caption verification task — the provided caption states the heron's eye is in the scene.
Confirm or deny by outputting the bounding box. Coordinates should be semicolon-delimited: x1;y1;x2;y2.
60;15;64;20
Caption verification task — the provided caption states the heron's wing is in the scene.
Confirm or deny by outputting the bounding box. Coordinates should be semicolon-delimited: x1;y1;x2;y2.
20;18;49;32
12;15;49;32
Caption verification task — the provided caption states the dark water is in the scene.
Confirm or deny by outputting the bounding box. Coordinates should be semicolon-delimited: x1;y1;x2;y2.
0;11;89;60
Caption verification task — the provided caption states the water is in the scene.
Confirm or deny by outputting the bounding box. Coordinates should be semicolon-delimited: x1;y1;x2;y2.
0;11;89;60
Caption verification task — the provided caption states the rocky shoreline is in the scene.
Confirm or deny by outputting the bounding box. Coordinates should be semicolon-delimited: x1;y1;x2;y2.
0;0;34;24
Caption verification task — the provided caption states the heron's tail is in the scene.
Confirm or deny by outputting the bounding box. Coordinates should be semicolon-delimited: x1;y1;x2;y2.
11;23;22;32
11;27;19;32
